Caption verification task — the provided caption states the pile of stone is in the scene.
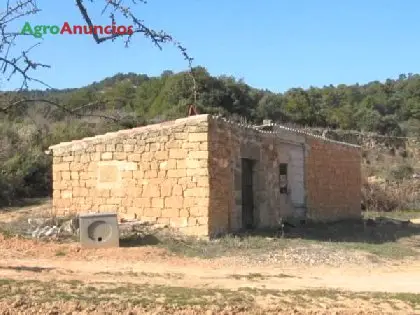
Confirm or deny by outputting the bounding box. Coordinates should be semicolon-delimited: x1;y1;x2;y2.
27;217;79;239
20;215;180;244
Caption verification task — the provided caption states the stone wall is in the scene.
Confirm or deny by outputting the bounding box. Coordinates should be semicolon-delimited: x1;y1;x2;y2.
305;137;362;221
49;114;364;238
208;117;307;236
50;115;210;236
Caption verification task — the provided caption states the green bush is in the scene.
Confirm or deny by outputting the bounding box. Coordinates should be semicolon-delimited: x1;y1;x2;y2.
0;150;51;206
387;164;414;181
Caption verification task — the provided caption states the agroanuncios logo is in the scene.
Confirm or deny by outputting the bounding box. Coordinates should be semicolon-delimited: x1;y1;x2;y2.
21;21;133;38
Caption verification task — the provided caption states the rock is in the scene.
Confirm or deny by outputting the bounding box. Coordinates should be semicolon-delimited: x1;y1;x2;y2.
61;220;74;234
36;226;49;238
30;225;58;238
45;226;59;237
27;218;51;226
27;216;82;240
31;227;40;238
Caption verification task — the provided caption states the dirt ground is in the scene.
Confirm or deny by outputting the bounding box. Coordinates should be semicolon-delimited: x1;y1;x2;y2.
1;201;420;314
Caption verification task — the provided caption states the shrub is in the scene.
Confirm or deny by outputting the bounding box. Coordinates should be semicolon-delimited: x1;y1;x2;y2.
362;181;420;212
387;164;414;181
362;182;399;212
0;150;52;205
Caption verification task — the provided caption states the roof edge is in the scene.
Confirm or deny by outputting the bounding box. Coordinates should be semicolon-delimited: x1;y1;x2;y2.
209;115;361;149
47;113;360;154
48;114;210;152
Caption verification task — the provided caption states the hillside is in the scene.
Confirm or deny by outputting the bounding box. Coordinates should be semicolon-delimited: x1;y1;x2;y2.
0;67;419;207
2;67;420;135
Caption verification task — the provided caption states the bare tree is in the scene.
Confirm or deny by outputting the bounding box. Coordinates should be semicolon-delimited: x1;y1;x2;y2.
0;0;195;114
0;1;48;89
0;0;197;132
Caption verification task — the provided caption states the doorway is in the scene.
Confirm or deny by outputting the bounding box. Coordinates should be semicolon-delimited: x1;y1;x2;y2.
241;158;255;230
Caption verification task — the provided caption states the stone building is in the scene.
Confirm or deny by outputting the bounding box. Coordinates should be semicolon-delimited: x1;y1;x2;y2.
48;114;362;237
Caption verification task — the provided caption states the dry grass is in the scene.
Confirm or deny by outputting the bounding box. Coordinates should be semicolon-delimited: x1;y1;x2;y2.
0;278;419;314
363;210;420;220
362;149;420;212
149;217;420;261
1;200;419;263
362;181;420;212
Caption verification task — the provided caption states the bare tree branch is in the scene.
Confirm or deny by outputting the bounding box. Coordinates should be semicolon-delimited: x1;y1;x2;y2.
2;0;195;91
0;0;47;90
1;0;197;121
0;98;121;123
75;0;194;64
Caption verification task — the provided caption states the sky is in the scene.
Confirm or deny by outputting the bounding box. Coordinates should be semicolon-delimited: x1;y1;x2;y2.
2;0;420;92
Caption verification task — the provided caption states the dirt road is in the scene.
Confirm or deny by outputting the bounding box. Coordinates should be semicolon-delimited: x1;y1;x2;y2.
1;255;420;294
0;234;419;314
1;202;420;313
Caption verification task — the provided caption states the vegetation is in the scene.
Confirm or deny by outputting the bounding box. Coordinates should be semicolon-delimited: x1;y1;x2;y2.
1;278;420;313
0;69;420;205
3;69;420;134
363;210;420;220
119;217;420;260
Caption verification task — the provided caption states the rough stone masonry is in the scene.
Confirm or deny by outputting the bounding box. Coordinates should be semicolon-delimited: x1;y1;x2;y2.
48;114;362;237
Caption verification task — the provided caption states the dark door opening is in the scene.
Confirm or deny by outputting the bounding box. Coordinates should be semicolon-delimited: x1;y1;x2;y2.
241;158;255;230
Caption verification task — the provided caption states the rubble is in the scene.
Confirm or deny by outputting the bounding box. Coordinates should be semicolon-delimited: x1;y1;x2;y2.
26;216;79;240
23;216;171;242
31;225;60;238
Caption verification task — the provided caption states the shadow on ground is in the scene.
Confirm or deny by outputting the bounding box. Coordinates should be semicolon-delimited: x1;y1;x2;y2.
242;218;420;245
117;217;420;251
119;234;161;247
